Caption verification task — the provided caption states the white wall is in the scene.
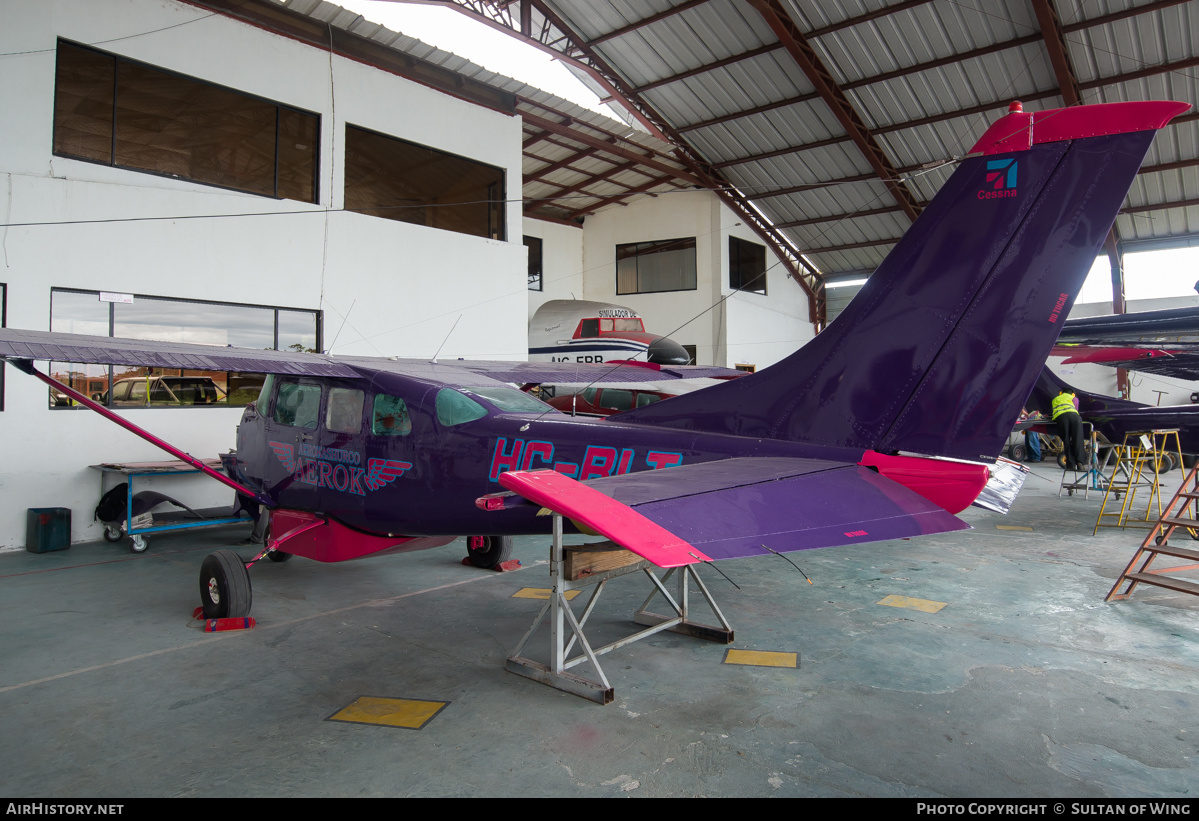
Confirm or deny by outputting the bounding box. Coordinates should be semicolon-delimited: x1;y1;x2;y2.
536;189;812;368
523;217;584;320
0;0;526;548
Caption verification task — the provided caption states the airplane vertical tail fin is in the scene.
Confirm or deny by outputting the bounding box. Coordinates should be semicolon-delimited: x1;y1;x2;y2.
616;101;1188;462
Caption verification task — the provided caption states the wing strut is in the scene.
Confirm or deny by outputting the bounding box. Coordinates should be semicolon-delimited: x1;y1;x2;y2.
11;359;271;506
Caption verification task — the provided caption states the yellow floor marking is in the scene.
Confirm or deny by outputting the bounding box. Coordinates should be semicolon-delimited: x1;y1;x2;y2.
722;649;798;668
878;594;947;613
513;587;581;600
996;525;1034;531
327;696;448;730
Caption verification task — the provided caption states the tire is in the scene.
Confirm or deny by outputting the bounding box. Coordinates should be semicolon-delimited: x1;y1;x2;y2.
1057;454;1068;469
129;535;147;553
199;549;252;618
267;550;292;562
1009;443;1027;462
466;535;512;570
103;525;122;543
1183;454;1197;470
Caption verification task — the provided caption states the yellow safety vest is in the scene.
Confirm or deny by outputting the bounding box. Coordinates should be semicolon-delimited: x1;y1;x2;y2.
1051;393;1077;420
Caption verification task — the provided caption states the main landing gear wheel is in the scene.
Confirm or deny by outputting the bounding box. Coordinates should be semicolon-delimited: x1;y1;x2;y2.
129;534;148;553
103;525;122;543
466;535;512;570
199;549;253;618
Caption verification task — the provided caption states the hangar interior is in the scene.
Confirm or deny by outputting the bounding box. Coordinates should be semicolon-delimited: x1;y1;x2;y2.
1;0;1198;799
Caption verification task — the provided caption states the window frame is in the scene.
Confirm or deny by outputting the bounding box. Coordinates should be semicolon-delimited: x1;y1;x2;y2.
48;288;322;410
729;236;768;295
52;39;321;203
524;235;543;291
343;122;507;241
616;237;698;295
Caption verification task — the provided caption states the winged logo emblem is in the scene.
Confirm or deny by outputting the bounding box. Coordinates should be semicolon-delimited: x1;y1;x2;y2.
269;441;295;473
365;458;413;491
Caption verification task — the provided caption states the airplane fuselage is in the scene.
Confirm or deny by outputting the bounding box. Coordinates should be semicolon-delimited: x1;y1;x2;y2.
229;365;861;539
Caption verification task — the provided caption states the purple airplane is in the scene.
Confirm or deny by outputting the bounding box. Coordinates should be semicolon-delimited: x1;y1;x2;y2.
0;99;1187;620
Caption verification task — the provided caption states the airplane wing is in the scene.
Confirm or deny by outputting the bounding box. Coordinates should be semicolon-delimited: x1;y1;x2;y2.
0;328;741;384
1053;307;1199;380
481;457;970;565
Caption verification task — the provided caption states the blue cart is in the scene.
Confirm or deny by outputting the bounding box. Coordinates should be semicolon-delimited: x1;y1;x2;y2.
91;459;253;552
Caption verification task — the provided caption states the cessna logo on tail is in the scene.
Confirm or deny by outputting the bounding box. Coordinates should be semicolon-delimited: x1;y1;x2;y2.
269;441;411;495
979;159;1017;199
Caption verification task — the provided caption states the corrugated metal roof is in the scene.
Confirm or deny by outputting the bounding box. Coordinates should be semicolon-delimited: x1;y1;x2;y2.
523;0;1199;288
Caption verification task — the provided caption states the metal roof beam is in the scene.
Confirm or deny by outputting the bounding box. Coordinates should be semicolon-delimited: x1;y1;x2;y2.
561;173;677;219
747;0;922;223
803;237;901;254
587;0;713;46
1061;0;1193;34
678;92;821;133
1121;197;1199;215
519;111;701;185
633;43;784;93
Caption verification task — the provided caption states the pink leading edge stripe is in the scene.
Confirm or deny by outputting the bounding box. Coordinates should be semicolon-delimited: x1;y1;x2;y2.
497;469;711;568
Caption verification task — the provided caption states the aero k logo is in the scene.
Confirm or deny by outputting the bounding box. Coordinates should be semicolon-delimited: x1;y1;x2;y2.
986;159;1017;190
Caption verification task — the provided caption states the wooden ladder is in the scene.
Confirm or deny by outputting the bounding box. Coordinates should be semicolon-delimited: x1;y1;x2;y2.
1106;463;1199;602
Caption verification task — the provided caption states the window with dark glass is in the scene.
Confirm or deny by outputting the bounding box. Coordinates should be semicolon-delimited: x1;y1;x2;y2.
525;236;543;291
372;395;412;436
274;382;321;429
730;237;767;295
616;238;697;295
49;289;321;409
345;124;505;240
53;40;319;203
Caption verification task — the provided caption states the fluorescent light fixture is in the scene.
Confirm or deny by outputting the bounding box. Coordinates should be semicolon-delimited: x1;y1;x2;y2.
826;277;868;289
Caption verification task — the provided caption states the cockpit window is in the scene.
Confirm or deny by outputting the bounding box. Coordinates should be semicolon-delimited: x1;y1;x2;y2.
465;386;553;414
579;318;599;338
274;382;321;429
372;394;412;436
599;318;643;333
435;388;487;427
326;388;364;434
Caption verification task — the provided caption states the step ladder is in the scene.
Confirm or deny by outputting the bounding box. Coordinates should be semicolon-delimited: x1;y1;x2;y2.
1106;464;1199;602
1058;424;1100;498
1093;429;1182;534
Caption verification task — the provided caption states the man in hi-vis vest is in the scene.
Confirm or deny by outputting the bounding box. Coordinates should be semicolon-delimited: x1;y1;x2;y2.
1051;389;1085;470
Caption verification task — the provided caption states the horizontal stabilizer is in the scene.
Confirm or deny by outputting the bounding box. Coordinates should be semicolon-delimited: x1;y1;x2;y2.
491;458;969;563
495;469;710;567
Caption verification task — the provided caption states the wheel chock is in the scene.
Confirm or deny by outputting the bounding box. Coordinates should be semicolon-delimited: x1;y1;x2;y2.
191;607;256;631
204;617;256;632
458;557;522;571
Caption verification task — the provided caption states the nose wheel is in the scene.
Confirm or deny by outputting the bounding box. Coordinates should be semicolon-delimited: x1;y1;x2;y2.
199;549;253;618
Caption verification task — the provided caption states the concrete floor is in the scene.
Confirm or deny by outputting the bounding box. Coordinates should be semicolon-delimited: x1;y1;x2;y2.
1;464;1197;797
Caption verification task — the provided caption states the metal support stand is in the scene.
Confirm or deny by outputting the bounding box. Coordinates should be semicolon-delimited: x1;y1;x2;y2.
506;513;734;704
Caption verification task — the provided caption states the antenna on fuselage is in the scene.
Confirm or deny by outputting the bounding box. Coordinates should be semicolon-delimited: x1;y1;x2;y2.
431;314;462;363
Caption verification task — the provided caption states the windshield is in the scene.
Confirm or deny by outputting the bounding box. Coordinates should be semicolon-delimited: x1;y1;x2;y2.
465;386;556;414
